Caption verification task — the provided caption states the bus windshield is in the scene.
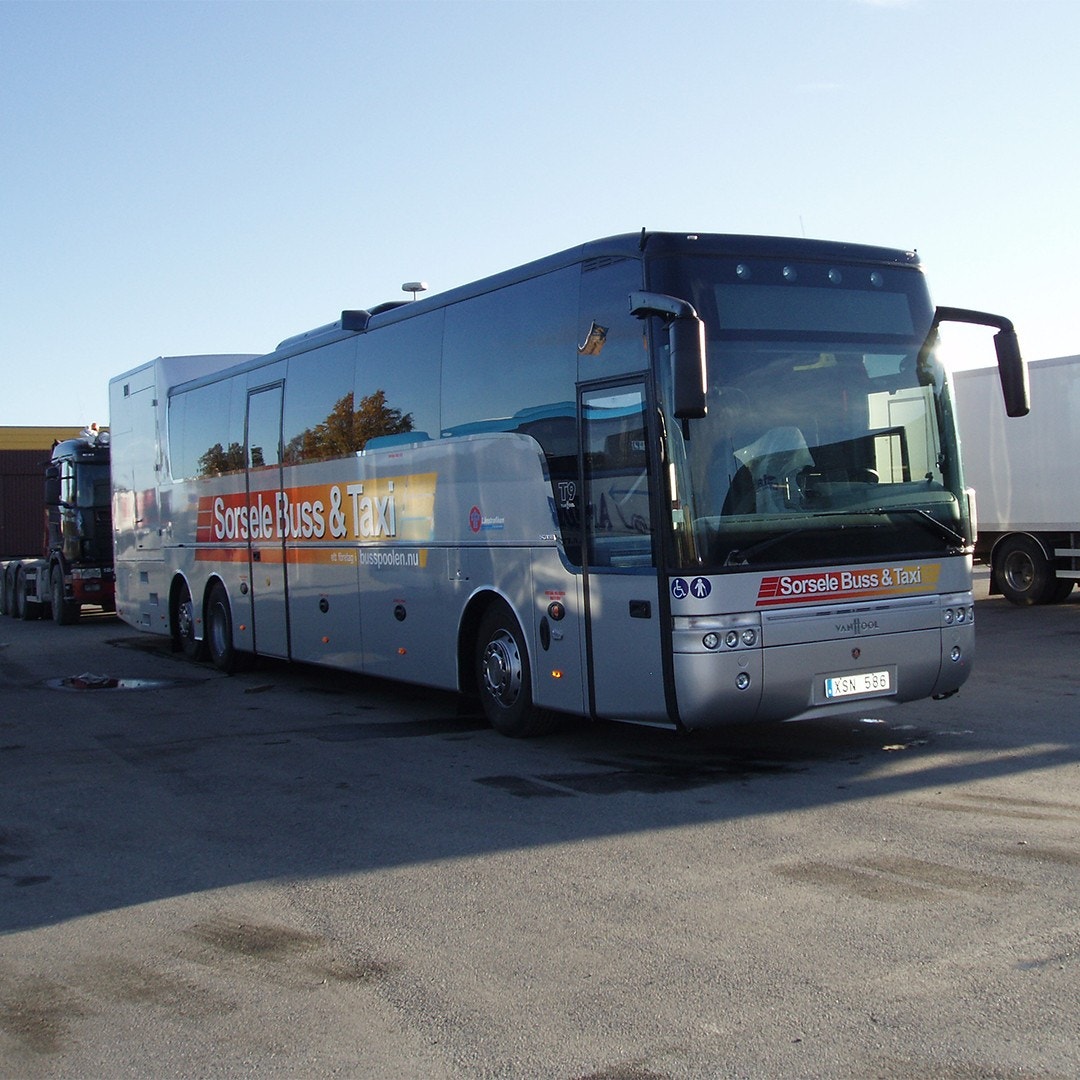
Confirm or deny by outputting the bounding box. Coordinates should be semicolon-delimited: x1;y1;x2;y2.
651;254;968;572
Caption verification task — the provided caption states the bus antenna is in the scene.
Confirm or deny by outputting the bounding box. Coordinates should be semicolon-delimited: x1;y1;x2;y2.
402;281;428;301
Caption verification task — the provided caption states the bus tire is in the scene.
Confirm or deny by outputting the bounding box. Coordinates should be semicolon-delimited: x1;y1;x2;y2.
475;601;560;737
206;582;239;674
174;580;207;661
16;569;43;621
995;535;1054;606
51;568;80;625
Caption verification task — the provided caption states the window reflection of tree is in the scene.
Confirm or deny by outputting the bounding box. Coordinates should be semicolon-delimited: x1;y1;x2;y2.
196;442;245;477
192;389;414;477
283;390;414;465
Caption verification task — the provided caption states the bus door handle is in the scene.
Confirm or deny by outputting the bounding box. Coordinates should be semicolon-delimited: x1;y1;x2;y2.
629;600;651;619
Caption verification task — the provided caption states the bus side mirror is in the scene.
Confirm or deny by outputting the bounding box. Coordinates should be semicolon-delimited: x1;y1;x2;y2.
44;466;61;507
629;291;708;420
928;306;1030;419
994;329;1029;418
669;315;707;419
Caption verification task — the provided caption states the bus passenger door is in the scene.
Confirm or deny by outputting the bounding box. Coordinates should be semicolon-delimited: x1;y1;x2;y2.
580;383;670;722
245;384;290;658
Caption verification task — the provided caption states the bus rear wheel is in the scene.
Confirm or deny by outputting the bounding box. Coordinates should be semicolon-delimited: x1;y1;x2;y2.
206;582;239;673
475;601;560;737
174;581;206;661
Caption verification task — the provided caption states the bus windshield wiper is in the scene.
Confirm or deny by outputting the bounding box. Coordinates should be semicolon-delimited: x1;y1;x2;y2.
724;525;822;566
722;506;965;566
849;506;967;550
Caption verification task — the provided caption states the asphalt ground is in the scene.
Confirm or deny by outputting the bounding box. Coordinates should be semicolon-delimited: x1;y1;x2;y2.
1;574;1078;1078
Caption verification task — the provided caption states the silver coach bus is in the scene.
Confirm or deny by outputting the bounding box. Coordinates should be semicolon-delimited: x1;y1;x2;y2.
109;232;1027;735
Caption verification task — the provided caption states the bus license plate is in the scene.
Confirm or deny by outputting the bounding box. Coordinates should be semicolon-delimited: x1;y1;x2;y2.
825;670;891;699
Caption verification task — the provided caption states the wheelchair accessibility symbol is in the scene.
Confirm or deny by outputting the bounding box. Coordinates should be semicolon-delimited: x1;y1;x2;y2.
671;577;712;600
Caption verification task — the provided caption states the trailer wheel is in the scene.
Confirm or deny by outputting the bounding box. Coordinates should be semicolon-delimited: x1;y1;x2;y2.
996;535;1055;606
1045;579;1074;604
206;582;239;674
174;581;206;661
16;568;43;621
51;568;80;625
475;600;560;737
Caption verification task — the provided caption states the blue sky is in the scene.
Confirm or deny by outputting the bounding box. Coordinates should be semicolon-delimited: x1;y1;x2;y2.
2;0;1077;426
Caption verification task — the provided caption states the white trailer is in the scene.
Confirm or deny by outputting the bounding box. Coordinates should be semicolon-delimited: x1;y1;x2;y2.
954;354;1080;604
109;354;258;628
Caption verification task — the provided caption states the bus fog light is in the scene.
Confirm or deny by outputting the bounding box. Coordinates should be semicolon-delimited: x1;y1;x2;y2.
950;646;962;662
703;632;720;650
735;672;751;691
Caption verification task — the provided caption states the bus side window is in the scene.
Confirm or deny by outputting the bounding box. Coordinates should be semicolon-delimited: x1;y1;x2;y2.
576;256;646;382
582;387;654;569
356;309;443;449
169;380;235;480
441;266;579;439
442;268;580;558
282;339;359;464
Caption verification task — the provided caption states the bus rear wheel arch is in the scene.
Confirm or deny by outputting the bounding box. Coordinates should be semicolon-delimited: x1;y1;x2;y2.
473;598;561;737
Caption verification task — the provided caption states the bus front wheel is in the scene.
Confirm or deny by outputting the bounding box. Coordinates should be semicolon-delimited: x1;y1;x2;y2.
475;601;559;737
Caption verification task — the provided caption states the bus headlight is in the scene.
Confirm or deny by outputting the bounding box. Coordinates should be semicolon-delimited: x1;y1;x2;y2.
941;595;975;628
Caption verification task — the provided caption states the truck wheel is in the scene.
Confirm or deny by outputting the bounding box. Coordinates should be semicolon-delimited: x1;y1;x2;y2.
16;569;43;621
996;535;1055;606
51;569;80;625
174;581;206;661
1045;579;1074;604
8;569;21;619
475;600;560;737
206;582;239;674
